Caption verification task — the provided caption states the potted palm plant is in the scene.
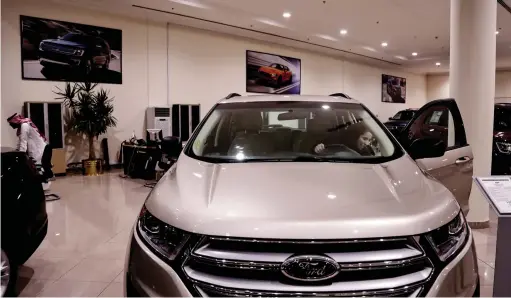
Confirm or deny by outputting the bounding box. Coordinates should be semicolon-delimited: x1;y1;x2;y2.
54;82;117;176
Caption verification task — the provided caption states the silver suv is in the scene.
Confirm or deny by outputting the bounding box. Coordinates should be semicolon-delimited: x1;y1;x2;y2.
125;95;479;297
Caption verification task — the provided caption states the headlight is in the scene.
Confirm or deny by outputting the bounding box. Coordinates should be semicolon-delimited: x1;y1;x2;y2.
74;49;85;56
39;42;45;51
425;212;468;262
496;142;511;154
137;206;190;261
271;73;277;77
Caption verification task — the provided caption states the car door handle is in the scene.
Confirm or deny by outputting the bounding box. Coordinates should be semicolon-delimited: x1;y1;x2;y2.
455;157;471;165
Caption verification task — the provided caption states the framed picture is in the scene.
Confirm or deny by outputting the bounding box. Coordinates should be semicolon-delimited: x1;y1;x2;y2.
382;74;406;103
20;15;122;84
246;50;301;94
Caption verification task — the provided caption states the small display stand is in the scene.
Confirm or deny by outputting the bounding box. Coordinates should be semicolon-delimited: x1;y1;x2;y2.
474;176;511;297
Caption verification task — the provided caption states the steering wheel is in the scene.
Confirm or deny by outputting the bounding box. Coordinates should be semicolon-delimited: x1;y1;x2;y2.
317;144;361;157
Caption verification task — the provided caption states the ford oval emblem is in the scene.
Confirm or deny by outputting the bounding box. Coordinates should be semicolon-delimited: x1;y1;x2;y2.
281;255;340;282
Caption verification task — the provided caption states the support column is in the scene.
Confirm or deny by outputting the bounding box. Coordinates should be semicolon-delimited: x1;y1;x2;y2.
449;0;497;224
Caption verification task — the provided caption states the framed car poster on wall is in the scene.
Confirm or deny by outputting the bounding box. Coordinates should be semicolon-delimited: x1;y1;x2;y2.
382;74;406;103
246;50;301;95
20;15;122;84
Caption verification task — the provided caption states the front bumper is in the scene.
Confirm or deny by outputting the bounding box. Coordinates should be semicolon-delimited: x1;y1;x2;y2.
39;51;82;67
125;227;478;297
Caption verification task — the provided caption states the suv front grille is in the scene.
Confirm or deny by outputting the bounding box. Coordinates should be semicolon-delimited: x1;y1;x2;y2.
41;43;76;55
182;237;433;297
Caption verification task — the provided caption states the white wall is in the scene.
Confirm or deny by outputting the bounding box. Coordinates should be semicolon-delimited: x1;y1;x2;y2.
427;71;511;103
1;0;427;165
1;0;168;164
167;24;427;122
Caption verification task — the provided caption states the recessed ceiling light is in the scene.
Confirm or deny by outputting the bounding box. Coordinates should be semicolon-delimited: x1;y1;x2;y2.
283;12;291;18
316;34;338;41
381;42;388;47
340;29;348;35
412;52;418;56
435;62;441;66
256;18;286;28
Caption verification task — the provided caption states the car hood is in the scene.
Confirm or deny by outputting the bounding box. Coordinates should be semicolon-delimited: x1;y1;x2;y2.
146;154;459;239
494;131;511;142
42;39;86;48
259;66;280;74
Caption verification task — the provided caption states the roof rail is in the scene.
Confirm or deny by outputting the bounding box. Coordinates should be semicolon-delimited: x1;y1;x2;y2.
225;93;241;99
329;93;352;99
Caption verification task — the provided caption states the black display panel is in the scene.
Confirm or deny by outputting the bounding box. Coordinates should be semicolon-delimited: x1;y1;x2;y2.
191;105;200;132
28;103;45;136
172;105;180;138
47;103;63;148
180;105;190;141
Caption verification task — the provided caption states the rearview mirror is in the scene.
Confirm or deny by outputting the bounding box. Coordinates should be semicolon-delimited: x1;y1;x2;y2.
407;138;446;160
389;117;393;120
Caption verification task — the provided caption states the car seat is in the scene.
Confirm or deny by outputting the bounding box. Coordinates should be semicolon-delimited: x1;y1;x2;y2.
228;111;272;156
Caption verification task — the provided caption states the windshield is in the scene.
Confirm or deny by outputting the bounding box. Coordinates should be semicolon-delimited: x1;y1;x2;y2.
186;101;402;163
494;105;511;131
61;33;93;43
391;110;414;120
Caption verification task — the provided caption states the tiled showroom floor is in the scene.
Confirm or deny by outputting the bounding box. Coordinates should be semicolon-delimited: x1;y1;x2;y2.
15;172;498;297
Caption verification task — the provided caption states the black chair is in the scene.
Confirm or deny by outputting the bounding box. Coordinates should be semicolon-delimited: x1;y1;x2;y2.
40;145;60;201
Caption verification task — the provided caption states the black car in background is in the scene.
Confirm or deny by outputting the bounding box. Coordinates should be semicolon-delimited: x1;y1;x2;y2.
38;32;111;75
1;148;48;296
383;109;417;136
492;103;511;175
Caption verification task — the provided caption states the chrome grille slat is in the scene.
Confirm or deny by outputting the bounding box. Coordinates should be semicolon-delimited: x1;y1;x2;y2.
195;282;423;297
195;244;422;264
185;266;432;293
184;236;433;297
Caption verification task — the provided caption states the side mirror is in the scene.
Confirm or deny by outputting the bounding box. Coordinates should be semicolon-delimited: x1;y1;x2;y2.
407;138;446;160
388;117;393;120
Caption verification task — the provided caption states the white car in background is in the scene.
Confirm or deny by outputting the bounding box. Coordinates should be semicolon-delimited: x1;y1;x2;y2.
125;94;478;297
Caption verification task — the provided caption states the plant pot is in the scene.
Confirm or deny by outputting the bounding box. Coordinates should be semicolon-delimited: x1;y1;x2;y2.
82;159;103;176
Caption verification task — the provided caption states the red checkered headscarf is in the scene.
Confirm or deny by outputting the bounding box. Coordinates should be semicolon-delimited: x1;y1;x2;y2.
7;113;47;142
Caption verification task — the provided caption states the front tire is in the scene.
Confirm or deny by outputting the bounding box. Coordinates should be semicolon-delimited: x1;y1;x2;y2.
1;249;17;297
103;57;110;70
83;59;92;76
277;76;282;87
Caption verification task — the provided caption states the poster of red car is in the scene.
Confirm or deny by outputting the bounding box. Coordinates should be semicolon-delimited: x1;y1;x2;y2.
246;50;301;94
382;74;406;103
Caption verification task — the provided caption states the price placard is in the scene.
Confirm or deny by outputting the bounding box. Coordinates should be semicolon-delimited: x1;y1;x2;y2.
475;176;511;216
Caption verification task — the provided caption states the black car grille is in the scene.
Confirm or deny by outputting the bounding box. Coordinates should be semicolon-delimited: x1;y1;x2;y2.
182;236;434;297
41;43;77;55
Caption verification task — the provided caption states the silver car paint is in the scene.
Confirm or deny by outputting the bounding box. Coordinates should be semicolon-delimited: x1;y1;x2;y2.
417;146;473;215
145;153;460;239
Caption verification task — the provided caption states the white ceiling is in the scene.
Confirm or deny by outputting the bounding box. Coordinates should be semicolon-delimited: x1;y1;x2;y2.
57;0;511;74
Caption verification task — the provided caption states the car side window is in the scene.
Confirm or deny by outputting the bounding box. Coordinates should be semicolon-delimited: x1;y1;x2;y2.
406;103;467;150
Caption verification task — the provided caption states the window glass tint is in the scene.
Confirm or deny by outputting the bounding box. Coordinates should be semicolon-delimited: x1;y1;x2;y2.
188;101;402;163
62;33;93;43
408;106;459;149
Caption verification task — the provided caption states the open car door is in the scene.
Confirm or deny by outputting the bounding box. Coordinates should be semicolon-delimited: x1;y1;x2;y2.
399;99;473;215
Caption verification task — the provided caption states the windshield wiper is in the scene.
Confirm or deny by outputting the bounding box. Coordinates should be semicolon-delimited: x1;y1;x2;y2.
290;156;351;163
